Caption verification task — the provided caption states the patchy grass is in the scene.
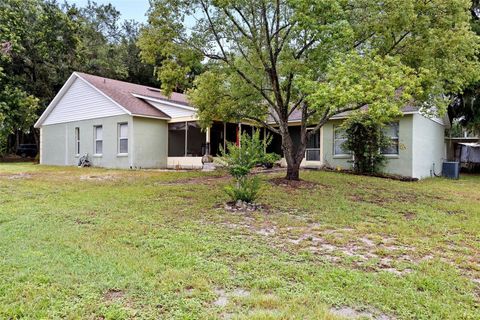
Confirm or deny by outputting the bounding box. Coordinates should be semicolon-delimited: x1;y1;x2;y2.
0;163;479;319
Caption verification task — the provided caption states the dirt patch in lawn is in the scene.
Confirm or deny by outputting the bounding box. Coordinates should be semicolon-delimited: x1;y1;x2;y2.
348;191;421;207
0;173;33;180
218;216;418;276
268;177;326;189
329;306;392;320
154;175;230;186
213;287;251;308
402;211;417;221
103;289;125;301
80;174;119;181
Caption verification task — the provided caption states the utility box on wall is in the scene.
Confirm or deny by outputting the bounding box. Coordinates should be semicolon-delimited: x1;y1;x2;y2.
442;161;460;179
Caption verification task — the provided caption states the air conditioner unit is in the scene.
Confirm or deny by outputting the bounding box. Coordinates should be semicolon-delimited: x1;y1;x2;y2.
442;162;460;179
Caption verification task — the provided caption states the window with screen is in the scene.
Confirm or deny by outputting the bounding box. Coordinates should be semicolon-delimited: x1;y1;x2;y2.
333;126;350;155
94;125;103;155
382;122;399;155
118;123;128;154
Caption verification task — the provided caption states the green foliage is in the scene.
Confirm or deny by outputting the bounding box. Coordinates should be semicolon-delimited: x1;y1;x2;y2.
342;113;391;174
0;0;160;153
217;130;268;179
261;152;281;167
141;0;480;179
224;175;261;203
447;1;480;136
218;130;272;202
0;67;39;155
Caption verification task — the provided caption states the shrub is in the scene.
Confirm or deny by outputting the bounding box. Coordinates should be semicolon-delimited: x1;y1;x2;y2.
262;152;281;168
342;112;391;174
218;130;276;203
224;175;261;203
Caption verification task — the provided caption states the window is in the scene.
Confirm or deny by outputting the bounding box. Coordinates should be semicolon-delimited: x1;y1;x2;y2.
305;128;320;161
75;127;80;155
118;123;128;154
382;122;399;155
94;125;103;155
333;126;350;155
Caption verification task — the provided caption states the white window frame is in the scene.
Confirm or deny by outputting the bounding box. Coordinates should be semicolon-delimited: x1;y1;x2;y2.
94;125;103;156
305;127;321;161
118;122;128;155
75;127;80;156
382;122;400;155
333;125;351;156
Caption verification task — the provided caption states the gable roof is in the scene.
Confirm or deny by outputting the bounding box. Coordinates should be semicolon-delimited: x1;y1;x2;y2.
35;72;194;127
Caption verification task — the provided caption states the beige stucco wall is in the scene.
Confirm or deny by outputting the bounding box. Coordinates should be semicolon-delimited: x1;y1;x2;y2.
167;157;203;169
322;115;414;177
40;115;170;169
40;114;132;168
132;117;168;169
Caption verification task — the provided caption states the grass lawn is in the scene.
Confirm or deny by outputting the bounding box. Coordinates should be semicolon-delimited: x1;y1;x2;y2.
0;163;479;319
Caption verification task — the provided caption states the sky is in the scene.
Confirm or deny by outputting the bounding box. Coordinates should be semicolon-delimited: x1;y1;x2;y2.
70;0;150;23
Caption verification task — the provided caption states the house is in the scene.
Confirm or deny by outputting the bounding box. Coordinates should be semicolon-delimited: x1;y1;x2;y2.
35;72;448;179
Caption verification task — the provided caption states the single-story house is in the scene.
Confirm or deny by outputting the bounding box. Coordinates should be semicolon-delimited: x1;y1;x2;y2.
35;72;448;179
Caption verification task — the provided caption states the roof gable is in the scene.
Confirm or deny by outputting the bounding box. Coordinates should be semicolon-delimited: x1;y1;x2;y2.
38;76;127;127
35;72;177;127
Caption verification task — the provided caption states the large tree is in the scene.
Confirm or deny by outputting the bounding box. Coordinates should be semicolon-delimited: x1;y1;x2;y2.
140;0;479;180
0;0;159;152
0;0;77;150
448;0;480;136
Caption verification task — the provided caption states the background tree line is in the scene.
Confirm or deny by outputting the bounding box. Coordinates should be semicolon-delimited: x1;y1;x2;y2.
0;0;181;155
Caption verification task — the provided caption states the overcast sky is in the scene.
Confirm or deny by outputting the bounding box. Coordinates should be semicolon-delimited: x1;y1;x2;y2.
69;0;150;23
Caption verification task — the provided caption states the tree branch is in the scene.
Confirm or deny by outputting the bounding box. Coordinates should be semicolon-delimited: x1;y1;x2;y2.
244;115;280;134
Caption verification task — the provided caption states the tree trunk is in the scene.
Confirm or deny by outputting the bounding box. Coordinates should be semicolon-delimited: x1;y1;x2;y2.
276;117;308;180
286;161;301;180
281;129;306;181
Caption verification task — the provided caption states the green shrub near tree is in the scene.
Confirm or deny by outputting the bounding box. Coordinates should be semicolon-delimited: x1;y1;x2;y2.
342;113;392;174
218;130;278;203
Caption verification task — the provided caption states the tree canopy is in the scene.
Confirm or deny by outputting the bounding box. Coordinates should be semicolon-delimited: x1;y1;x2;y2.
0;0;160;153
447;0;480;136
140;0;480;179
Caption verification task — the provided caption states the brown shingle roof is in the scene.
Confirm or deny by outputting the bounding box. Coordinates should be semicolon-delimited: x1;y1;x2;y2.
268;105;419;123
76;72;191;119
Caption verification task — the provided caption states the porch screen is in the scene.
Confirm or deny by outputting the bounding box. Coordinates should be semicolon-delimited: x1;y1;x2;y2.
187;122;206;156
168;122;186;156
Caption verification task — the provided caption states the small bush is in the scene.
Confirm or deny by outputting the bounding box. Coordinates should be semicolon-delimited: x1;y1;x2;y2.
224;176;261;203
218;130;277;203
262;152;281;168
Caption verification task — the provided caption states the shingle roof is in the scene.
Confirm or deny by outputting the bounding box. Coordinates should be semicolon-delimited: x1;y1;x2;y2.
329;105;419;119
76;72;191;119
268;105;419;123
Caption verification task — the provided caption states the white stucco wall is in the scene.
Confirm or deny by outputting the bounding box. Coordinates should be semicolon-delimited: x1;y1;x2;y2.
411;114;446;179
